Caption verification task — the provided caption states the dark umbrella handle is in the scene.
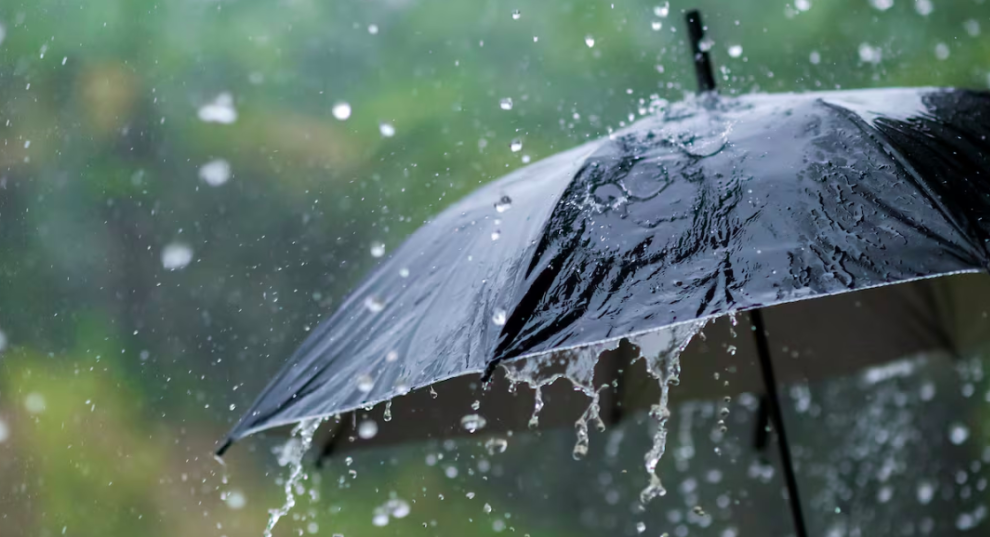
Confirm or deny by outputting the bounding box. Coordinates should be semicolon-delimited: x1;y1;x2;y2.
685;10;716;93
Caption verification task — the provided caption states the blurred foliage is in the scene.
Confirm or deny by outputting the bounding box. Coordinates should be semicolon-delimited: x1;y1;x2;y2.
1;0;990;535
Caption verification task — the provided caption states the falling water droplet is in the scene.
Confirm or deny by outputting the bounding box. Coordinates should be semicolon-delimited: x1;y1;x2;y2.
370;242;386;258
492;308;507;326
934;42;950;61
485;437;508;455
511;9;521;20
654;2;669;17
636;522;646;533
224;489;247;509
510;139;523;152
950;423;970;445
332;102;352;121
358;419;378;439
379;122;396;137
162;243;194;271
364;295;385;313
651;21;662;31
356;374;375;393
698;37;714;52
584;35;595;48
483;503;493;514
461;414;487;433
471;400;481;410
383;401;393;422
386;350;399;362
491;230;501;241
199;159;231;186
198;92;238;124
728;45;743;58
499;97;514;111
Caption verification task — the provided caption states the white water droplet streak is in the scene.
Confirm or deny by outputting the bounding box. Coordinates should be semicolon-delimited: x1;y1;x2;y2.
263;417;323;537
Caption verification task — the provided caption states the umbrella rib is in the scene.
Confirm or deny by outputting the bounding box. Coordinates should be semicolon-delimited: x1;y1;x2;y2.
751;309;810;537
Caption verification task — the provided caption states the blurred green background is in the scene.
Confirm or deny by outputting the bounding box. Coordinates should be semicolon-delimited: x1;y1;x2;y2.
1;0;990;536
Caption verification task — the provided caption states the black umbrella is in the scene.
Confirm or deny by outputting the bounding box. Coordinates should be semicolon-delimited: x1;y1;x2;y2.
218;11;990;537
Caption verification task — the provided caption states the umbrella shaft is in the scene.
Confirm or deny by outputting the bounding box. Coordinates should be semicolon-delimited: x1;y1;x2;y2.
752;310;809;537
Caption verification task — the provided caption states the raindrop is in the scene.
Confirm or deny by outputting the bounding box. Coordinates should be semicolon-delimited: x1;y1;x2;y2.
372;511;389;527
358;419;379;439
0;24;5;47
934;42;950;60
950;423;970;445
858;43;882;64
225;489;247;509
495;196;513;213
399;267;410;278
386;350;399;362
364;296;385;313
491;230;501;241
915;0;933;16
510;139;523;152
461;414;487;433
964;19;981;37
492;309;508;326
809;50;821;64
198;158;231;187
728;45;743;58
387;498;411;518
584;35;595;48
636;522;646;533
511;9;521;20
466;492;476;499
161;243;194;271
368;24;379;34
332;102;352;121
794;0;811;11
869;0;893;11
0;418;7;444
698;38;714;52
379;122;396;137
0;328;7;353
651;21;663;31
356;374;376;393
521;155;531;164
654;2;670;17
370;242;386;258
492;520;506;532
264;418;323;537
483;503;493;514
383;401;393;422
485;437;508;455
445;465;459;478
499;97;513;111
471;400;481;410
198;92;238;124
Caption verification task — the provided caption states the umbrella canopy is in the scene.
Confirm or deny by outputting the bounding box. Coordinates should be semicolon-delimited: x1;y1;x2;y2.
219;11;990;537
219;84;990;451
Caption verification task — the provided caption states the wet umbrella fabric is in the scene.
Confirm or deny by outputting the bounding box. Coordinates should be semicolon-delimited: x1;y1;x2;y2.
219;86;990;452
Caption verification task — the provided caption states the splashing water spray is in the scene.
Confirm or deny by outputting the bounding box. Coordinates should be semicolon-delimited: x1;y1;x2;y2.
264;417;324;537
630;320;707;503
